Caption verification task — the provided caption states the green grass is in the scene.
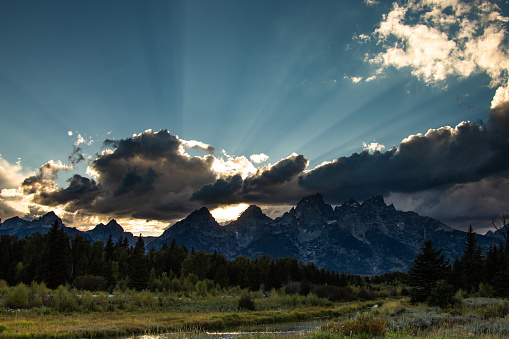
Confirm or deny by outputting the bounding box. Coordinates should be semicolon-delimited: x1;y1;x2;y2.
1;282;509;338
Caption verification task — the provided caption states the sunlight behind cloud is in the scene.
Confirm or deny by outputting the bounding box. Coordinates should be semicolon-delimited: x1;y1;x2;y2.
211;203;249;223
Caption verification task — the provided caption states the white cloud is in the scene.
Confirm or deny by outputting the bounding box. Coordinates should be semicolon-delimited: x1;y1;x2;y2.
74;134;84;146
344;75;363;83
367;0;509;106
181;139;215;155
491;82;509;109
364;0;379;6
362;142;386;153
212;151;256;179
0;155;33;189
67;131;73;136
250;153;269;163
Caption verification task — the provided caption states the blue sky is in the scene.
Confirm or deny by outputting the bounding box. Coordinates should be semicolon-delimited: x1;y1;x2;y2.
1;0;509;235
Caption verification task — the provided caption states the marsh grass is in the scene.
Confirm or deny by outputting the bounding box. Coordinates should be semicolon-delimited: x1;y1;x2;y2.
0;284;375;338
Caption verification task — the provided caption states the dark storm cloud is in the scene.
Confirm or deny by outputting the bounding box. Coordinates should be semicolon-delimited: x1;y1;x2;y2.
191;174;243;204
33;174;100;207
68;145;85;166
88;130;217;218
243;154;308;193
299;106;509;203
114;167;157;196
190;154;308;206
21;161;70;194
25;129;218;221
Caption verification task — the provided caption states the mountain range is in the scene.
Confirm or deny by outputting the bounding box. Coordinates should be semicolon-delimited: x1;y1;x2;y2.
0;194;504;274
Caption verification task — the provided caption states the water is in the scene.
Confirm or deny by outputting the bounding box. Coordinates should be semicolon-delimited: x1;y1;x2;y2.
125;320;323;338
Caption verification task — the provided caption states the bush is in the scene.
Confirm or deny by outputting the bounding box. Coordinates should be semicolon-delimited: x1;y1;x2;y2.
52;285;78;312
427;280;458;308
312;285;357;302
238;294;256;311
0;324;8;333
326;312;386;336
477;301;509;319
5;283;30;309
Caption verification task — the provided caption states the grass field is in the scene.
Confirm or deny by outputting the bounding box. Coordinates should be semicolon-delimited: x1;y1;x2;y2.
1;282;509;338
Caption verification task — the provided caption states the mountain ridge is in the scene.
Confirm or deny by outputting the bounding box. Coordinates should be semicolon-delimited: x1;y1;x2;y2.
0;193;501;274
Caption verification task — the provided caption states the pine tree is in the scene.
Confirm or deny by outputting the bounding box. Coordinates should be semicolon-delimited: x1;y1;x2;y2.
457;226;484;292
128;235;148;290
408;240;450;303
44;221;71;289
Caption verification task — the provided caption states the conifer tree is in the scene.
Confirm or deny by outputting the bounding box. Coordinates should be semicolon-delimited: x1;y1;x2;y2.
44;221;71;289
408;240;450;303
128;235;148;290
457;226;484;292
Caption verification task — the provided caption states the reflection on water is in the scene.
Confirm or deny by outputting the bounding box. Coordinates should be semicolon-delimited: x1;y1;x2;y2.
126;321;322;338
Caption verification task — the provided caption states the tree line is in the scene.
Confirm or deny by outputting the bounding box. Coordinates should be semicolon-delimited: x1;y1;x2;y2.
409;225;509;307
0;221;403;297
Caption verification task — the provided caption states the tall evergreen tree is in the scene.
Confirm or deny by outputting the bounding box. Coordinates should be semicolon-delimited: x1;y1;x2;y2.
128;235;149;290
44;221;71;289
408;240;450;303
457;226;484;292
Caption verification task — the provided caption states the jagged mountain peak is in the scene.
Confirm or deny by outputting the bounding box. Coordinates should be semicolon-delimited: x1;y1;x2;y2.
343;198;360;207
361;195;387;209
91;219;124;233
40;211;60;222
237;205;266;220
106;219;123;229
295;193;333;219
189;207;214;221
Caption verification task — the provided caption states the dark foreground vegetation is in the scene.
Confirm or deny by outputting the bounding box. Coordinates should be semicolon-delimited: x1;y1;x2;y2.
0;220;509;338
0;221;404;296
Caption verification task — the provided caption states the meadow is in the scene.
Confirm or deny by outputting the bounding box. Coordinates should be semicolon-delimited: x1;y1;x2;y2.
1;280;509;338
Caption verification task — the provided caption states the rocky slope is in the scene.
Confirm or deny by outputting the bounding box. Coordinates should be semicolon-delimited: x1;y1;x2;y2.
150;193;497;274
1;194;501;274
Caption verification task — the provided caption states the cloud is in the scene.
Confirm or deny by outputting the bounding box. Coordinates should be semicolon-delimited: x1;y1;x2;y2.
192;153;309;205
21;160;71;195
0;155;32;190
18;130;307;223
212;150;256;179
180;139;215;155
191;174;243;204
387;174;509;232
344;75;363;83
250;153;269;164
33;174;100;209
362;142;385;153
75;134;85;146
242;153;308;194
364;0;379;6
366;0;509;106
299;104;509;205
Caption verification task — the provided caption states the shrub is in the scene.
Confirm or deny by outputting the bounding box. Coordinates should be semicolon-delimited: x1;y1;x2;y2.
29;282;50;307
427;280;458;308
238;294;256;311
0;280;8;295
477;301;509;319
326;312;386;336
52;285;78;312
0;324;8;333
5;283;30;309
312;285;357;302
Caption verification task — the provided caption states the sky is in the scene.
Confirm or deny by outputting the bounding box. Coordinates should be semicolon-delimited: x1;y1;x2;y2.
1;0;509;236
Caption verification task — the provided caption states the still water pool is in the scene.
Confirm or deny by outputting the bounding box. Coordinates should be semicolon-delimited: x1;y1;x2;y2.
125;320;323;338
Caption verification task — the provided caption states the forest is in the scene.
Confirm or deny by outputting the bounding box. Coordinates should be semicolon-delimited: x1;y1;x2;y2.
1;220;508;304
0;221;404;299
2;221;509;338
